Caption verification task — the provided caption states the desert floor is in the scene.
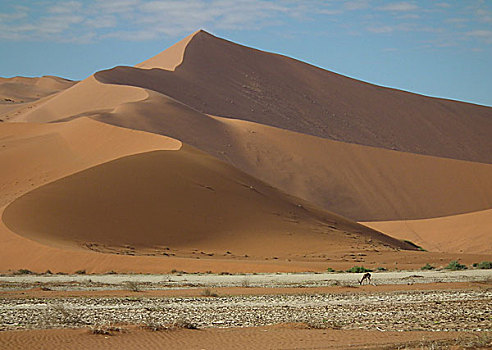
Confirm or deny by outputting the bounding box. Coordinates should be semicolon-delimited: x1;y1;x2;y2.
0;270;490;349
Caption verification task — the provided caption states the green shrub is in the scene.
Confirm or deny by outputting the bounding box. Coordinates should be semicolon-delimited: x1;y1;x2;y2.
326;267;335;272
376;267;387;271
14;269;33;275
421;263;435;270
444;260;467;271
75;270;86;275
346;266;372;273
475;261;492;269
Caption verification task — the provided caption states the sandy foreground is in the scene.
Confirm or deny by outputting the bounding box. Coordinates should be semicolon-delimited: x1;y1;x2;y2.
1;271;491;349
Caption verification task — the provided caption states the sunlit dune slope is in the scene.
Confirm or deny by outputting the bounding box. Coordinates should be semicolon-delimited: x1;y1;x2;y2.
2;146;414;255
5;75;147;122
97;30;492;163
90;92;492;221
0;75;76;103
0;76;76;116
362;209;492;254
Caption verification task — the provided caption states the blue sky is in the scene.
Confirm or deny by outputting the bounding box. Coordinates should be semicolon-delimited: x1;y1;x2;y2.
1;0;491;106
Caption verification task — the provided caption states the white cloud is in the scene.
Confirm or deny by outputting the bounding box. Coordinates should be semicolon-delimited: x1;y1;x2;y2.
367;26;393;33
467;29;492;44
378;2;418;12
48;1;82;14
467;29;492;37
435;2;451;8
344;0;370;11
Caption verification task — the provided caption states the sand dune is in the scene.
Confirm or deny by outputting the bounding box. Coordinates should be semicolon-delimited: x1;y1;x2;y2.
0;29;490;271
6;75;147;122
136;30;198;71
88;91;492;221
3;145;412;256
0;75;75;103
0;75;76;116
97;30;492;164
0;117;180;207
362;209;492;254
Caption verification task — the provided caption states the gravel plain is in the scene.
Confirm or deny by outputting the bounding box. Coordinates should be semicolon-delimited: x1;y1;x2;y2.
1;269;490;291
0;269;491;333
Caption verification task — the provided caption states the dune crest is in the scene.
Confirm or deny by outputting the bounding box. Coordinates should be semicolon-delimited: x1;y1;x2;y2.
1;30;491;272
97;30;492;164
6;75;148;123
136;30;202;71
86;89;492;221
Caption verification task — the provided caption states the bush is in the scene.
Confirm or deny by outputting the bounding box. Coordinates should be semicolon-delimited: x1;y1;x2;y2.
326;267;335;272
173;319;198;329
14;269;33;275
125;281;140;292
241;278;251;287
346;266;372;273
421;263;435;270
376;267;387;271
75;270;86;275
201;288;218;297
445;260;467;271
474;261;492;269
90;323;122;335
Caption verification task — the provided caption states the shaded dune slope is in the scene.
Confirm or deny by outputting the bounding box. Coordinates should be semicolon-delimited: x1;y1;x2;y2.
96;30;492;164
91;92;492;221
0;118;181;208
2;146;414;255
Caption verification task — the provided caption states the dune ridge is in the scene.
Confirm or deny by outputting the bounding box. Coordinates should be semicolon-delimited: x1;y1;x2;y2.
136;30;200;71
0;29;490;272
5;75;148;122
96;30;492;164
88;90;492;221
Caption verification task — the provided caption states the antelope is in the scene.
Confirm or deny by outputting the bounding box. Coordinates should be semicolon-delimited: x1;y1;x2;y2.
359;272;372;285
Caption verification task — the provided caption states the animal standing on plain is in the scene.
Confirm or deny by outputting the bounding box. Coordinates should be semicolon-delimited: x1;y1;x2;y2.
359;272;372;285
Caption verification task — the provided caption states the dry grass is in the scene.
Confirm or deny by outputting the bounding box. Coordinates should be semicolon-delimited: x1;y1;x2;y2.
201;288;219;297
90;323;123;335
124;281;140;292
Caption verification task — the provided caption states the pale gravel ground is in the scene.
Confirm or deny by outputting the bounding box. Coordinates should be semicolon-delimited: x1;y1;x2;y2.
1;270;491;291
0;289;490;331
1;270;490;332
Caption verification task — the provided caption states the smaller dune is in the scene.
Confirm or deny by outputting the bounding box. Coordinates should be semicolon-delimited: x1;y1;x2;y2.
362;209;492;254
3;146;412;257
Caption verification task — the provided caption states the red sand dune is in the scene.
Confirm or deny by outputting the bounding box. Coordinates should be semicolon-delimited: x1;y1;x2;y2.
0;30;491;273
3;145;412;255
98;30;492;164
0;75;76;117
363;209;492;254
90;95;492;222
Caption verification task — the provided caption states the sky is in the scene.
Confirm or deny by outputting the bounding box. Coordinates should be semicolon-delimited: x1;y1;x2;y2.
1;0;491;106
